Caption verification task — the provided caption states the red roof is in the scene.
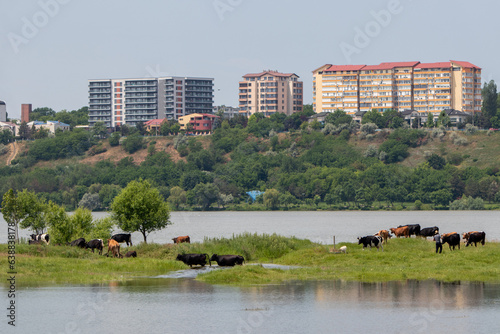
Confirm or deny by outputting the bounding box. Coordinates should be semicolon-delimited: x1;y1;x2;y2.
450;60;481;70
363;61;420;71
415;62;451;69
324;65;366;72
144;119;166;126
243;70;298;78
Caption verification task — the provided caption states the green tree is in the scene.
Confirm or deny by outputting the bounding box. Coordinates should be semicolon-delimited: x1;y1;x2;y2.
167;186;187;210
190;183;220;210
425;113;435;128
18;189;48;234
263;188;280;210
46;201;71;244
78;193;101;211
2;189;23;243
92;121;108;139
111;179;171;243
427;154;446;170
436;111;451;128
18;121;30;140
30;107;56;122
122;133;144;154
362;109;384;128
109;132;120;146
0;129;14;145
482;80;497;121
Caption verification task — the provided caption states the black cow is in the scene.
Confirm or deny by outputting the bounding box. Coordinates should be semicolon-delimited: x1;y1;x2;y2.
30;233;50;245
125;251;137;258
398;224;421;237
111;233;133;246
209;254;244;267
69;238;86;248
442;233;460;250
28;239;41;245
86;239;104;255
419;226;439;238
176;253;211;267
464;231;486;247
357;236;383;251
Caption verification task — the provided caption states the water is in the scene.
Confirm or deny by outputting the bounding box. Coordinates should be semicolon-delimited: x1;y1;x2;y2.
2;280;499;333
2;210;498;244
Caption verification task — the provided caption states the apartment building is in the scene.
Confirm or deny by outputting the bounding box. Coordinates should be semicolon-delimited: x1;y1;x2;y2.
0;100;6;122
313;60;481;116
239;71;303;116
88;76;214;127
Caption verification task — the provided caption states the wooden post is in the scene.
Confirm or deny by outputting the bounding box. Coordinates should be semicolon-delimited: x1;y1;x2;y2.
333;236;336;250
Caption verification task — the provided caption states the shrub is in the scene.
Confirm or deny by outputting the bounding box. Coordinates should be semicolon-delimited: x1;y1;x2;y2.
447;153;464;166
122;134;144;154
363;145;378;158
465;124;479;135
109;132;120;146
360;123;377;135
449;195;484;210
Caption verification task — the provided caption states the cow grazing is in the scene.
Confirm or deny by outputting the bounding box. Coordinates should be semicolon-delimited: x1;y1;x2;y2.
375;230;391;244
86;239;104;255
210;254;245;266
69;238;86;248
107;239;122;258
463;231;486;247
176;253;211;267
357;236;383;251
419;226;440;238
111;233;133;246
30;233;50;245
397;224;421;237
441;233;460;251
390;226;410;238
125;250;137;258
172;235;190;244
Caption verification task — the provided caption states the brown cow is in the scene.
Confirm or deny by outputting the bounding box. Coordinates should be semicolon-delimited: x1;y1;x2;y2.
390;226;409;238
107;239;122;258
441;232;457;239
172;235;190;244
462;231;480;240
375;230;391;244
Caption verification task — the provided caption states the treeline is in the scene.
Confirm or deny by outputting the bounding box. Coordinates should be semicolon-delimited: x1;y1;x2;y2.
1;113;499;211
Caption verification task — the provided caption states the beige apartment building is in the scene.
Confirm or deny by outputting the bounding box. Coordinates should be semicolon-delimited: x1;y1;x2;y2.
313;60;481;116
239;70;303;116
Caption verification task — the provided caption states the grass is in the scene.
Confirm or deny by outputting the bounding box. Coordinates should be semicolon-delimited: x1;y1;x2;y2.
1;235;499;286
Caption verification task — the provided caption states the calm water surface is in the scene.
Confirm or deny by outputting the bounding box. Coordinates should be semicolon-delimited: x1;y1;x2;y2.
2;279;499;333
1;210;499;244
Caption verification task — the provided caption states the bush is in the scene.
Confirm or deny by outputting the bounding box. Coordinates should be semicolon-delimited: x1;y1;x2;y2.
465;124;479;135
363;145;378;158
447;153;464;166
122;134;144;154
109;132;120;146
449;195;485;210
360;123;377;135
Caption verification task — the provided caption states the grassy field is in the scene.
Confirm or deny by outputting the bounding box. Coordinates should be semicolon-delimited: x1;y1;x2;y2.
1;234;499;287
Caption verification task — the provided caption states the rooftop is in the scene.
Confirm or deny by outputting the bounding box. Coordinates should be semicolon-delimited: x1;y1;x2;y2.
243;70;299;78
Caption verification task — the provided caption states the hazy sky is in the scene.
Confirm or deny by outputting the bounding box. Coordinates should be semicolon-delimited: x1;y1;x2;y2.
1;0;497;119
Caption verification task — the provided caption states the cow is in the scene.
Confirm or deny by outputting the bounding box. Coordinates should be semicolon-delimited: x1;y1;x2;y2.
210;254;245;266
463;231;486;247
419;226;440;238
390;226;410;238
375;230;391;244
397;224;421;237
172;235;190;244
111;233;133;246
28;239;41;245
176;253;211;267
441;233;460;251
30;233;50;245
125;250;137;258
68;238;86;248
357;236;383;251
107;239;122;258
441;232;457;239
86;239;104;255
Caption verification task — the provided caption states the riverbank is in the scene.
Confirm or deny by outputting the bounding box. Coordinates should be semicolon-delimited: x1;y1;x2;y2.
1;234;499;286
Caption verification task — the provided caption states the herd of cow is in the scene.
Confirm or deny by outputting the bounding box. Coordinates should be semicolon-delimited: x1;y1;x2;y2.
357;224;486;251
28;232;245;268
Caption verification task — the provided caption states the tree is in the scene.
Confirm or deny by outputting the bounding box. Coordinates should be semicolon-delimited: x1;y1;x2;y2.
190;183;220;210
111;179;171;243
2;189;22;243
482;80;497;121
167;186;187;210
109;132;120;146
362;109;384;128
18;189;47;234
427;154;446;170
425;113;435;128
78;193;101;211
46;201;71;244
122;133;144;153
263;188;280;210
18;121;30;140
436;111;451;128
92;121;108;139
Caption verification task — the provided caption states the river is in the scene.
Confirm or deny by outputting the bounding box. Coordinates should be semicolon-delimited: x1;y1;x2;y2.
1;211;499;333
1;210;498;244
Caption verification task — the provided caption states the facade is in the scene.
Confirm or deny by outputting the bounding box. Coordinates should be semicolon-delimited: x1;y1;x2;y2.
88;76;214;127
239;70;303;116
313;61;481;116
144;119;166;134
213;105;247;119
21;104;32;123
0;100;6;122
178;113;219;132
0;121;16;135
22;120;70;134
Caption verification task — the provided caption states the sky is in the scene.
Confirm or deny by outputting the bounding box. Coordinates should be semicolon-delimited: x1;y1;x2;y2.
1;0;498;119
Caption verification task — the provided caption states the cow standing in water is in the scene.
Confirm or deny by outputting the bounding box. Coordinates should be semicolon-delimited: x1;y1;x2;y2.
210;254;244;266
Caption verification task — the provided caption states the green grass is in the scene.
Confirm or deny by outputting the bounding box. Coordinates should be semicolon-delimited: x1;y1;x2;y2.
2;235;499;286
